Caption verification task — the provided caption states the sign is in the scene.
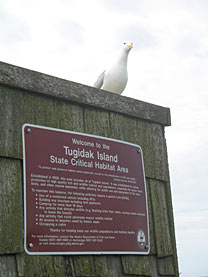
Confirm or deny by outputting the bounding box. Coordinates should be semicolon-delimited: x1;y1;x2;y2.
22;124;150;255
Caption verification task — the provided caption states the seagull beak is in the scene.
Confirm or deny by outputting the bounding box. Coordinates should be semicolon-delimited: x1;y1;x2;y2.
127;43;133;49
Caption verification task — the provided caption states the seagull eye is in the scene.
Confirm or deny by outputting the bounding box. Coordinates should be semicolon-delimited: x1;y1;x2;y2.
123;42;126;45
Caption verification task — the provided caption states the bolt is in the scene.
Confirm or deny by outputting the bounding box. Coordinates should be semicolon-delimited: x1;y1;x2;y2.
145;245;149;250
28;243;34;248
137;148;141;154
26;128;32;134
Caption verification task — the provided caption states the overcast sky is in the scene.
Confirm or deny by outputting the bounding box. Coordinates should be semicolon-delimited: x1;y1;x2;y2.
1;0;208;275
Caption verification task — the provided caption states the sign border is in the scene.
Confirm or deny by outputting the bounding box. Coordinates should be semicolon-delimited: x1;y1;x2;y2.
22;123;150;255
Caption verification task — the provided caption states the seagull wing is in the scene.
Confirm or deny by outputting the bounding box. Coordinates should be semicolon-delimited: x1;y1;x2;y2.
93;70;105;89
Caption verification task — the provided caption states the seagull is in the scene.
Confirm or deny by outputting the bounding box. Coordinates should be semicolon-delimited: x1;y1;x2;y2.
93;41;133;94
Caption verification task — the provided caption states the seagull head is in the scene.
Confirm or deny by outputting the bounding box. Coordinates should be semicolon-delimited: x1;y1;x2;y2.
122;41;133;52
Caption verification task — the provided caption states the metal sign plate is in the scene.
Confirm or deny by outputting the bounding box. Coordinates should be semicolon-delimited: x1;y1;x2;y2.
22;124;150;255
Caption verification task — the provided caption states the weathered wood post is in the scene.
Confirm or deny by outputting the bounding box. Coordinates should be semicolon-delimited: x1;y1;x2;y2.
0;61;179;276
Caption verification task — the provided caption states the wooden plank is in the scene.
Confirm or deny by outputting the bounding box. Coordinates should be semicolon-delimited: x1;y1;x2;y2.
149;255;159;277
56;102;84;132
16;253;66;277
83;107;111;137
32;93;59;128
64;256;76;277
72;256;96;277
0;158;23;254
94;256;109;277
121;255;152;276
0;61;171;126
146;179;157;255
0;87;24;159
150;180;173;257
109;113;167;181
151;124;167;180
72;255;110;277
0;86;84;159
72;255;112;277
109;112;139;143
158;256;175;276
109;113;154;179
106;256;125;277
0;255;17;277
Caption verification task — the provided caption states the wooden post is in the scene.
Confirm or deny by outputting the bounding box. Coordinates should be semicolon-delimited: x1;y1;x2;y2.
0;61;179;276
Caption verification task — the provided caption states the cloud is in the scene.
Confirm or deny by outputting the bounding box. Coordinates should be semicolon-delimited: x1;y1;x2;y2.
174;0;208;17
100;0;142;14
58;20;85;44
176;209;208;230
169;134;208;215
0;9;29;44
116;25;157;49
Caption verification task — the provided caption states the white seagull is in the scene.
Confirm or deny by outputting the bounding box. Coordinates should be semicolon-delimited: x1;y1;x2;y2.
93;41;133;94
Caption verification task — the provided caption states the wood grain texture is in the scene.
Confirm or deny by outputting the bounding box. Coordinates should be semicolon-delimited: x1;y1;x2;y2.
158;256;175;276
16;253;66;277
109;113;167;181
150;179;173;258
0;61;171;126
122;255;152;276
0;87;23;159
94;256;109;277
106;256;126;277
83;107;111;137
0;158;23;254
0;255;18;277
151;124;167;180
64;256;76;277
149;255;159;277
73;256;96;277
0;86;84;159
146;179;157;255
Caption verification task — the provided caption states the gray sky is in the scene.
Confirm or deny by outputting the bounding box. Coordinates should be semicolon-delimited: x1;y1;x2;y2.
1;0;208;275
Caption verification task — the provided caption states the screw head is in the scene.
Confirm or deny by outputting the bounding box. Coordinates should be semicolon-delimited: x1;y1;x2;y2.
28;242;34;248
26;128;32;134
137;148;141;154
145;245;149;250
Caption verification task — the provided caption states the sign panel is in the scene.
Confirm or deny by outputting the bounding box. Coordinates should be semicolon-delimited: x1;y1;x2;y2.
22;124;150;255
